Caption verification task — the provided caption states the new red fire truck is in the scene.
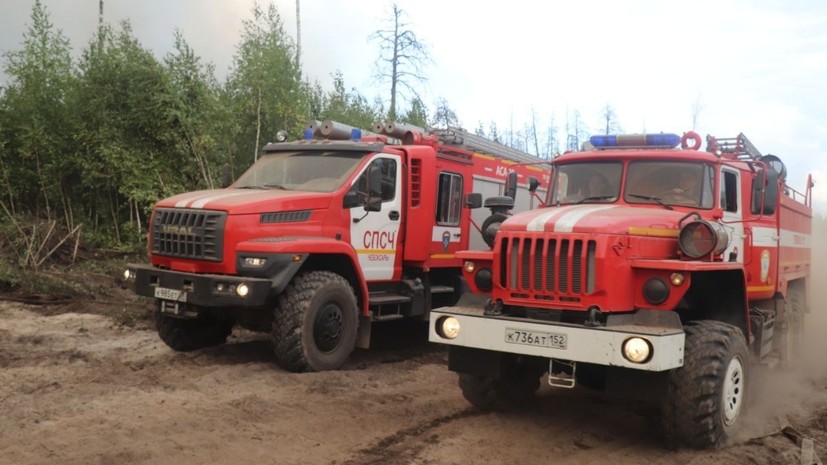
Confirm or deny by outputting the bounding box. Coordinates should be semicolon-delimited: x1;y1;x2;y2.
429;132;813;448
124;121;548;372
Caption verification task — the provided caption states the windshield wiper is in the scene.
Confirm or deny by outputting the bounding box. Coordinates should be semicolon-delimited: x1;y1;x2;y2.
576;195;615;204
628;194;673;210
235;183;288;190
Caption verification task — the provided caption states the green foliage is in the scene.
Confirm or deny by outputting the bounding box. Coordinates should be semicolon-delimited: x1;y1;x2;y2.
0;1;393;252
225;3;305;171
313;71;381;130
0;0;74;221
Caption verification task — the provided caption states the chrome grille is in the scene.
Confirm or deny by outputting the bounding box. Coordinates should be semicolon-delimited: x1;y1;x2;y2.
499;234;597;297
151;208;226;262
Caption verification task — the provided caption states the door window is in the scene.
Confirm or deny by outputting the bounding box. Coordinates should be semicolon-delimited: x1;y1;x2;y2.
436;172;463;226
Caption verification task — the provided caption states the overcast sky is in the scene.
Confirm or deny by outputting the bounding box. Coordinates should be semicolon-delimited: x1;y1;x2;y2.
2;0;826;209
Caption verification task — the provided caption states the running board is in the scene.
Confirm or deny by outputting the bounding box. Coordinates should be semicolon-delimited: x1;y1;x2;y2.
369;294;413;305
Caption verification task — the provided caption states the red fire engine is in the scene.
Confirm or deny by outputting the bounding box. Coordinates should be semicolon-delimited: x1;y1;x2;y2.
124;121;549;372
429;132;814;448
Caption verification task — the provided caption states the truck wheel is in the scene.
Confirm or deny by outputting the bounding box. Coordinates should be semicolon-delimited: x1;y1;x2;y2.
272;271;358;372
458;358;542;410
154;304;234;352
662;320;749;448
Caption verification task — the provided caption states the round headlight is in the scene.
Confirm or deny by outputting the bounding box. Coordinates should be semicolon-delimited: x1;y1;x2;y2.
622;337;652;363
670;272;685;286
123;269;131;280
463;261;475;273
436;316;460;339
474;268;493;292
643;278;670;305
678;220;729;259
236;283;250;297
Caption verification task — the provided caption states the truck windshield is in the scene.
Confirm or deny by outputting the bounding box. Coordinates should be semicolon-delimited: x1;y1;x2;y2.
625;161;714;208
233;150;368;192
551;162;623;205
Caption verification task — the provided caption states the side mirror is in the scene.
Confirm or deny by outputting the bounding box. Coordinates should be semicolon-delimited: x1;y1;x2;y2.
465;193;482;209
221;163;233;188
365;196;382;212
504;172;518;200
527;176;540;193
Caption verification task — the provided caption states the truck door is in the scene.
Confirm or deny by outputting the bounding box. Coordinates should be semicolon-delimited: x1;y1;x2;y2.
431;170;466;258
349;154;402;281
720;168;745;262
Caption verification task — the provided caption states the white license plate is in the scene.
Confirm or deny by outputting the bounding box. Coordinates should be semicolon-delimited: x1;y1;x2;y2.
505;328;567;349
154;287;184;302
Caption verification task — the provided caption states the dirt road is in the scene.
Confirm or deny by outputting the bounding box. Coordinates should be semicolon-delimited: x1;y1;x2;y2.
1;301;825;465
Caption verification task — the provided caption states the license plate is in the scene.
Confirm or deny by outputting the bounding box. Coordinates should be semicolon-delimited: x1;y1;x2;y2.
505;328;567;349
154;286;185;302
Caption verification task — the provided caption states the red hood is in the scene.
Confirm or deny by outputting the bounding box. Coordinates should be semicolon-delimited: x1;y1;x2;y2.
157;188;333;214
502;204;686;235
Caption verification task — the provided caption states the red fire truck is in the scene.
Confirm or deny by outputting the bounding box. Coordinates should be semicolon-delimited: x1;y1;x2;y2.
124;121;548;372
429;132;814;448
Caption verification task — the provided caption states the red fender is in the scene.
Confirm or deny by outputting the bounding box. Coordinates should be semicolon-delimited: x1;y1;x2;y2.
680;131;702;150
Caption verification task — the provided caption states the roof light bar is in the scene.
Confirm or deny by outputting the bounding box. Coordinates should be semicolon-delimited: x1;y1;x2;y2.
590;133;681;149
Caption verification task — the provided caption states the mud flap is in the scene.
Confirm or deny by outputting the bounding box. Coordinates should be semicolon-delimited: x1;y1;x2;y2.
356;315;371;349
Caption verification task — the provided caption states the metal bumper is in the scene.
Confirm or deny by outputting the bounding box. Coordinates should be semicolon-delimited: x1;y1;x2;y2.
125;263;274;308
429;306;686;371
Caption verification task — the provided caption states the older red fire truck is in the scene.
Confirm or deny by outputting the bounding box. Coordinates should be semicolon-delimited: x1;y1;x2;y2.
429;132;813;448
124;121;548;372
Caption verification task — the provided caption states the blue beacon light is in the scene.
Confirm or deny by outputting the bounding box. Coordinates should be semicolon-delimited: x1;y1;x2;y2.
590;133;680;148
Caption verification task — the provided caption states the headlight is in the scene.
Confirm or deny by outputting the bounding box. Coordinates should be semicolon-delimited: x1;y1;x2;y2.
678;220;729;259
436;316;460;339
474;268;493;292
123;269;136;281
243;257;267;267
622;337;652;363
236;283;250;297
642;278;669;305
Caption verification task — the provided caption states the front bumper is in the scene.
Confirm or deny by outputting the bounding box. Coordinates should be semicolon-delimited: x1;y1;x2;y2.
429;306;685;371
125;263;274;308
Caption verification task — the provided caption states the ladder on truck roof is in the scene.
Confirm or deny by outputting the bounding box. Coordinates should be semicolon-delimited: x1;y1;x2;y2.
311;119;544;165
710;133;762;160
432;126;544;164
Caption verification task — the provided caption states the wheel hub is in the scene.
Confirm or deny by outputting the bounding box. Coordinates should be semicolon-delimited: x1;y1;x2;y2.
313;303;343;353
722;355;744;425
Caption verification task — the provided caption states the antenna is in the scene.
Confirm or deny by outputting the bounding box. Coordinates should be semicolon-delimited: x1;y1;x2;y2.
295;0;301;69
99;0;103;25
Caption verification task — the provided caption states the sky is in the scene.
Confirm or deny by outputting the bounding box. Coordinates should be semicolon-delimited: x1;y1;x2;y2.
1;0;826;211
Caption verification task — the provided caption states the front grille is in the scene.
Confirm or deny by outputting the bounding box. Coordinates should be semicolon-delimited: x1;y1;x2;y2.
151;208;226;262
499;234;597;298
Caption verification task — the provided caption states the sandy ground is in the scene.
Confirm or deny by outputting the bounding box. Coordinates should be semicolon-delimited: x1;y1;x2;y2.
0;301;825;465
1;219;825;465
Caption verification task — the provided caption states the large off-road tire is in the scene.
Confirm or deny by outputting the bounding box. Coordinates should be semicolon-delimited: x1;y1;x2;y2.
662;320;749;449
458;358;543;410
272;271;358;373
154;304;234;352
